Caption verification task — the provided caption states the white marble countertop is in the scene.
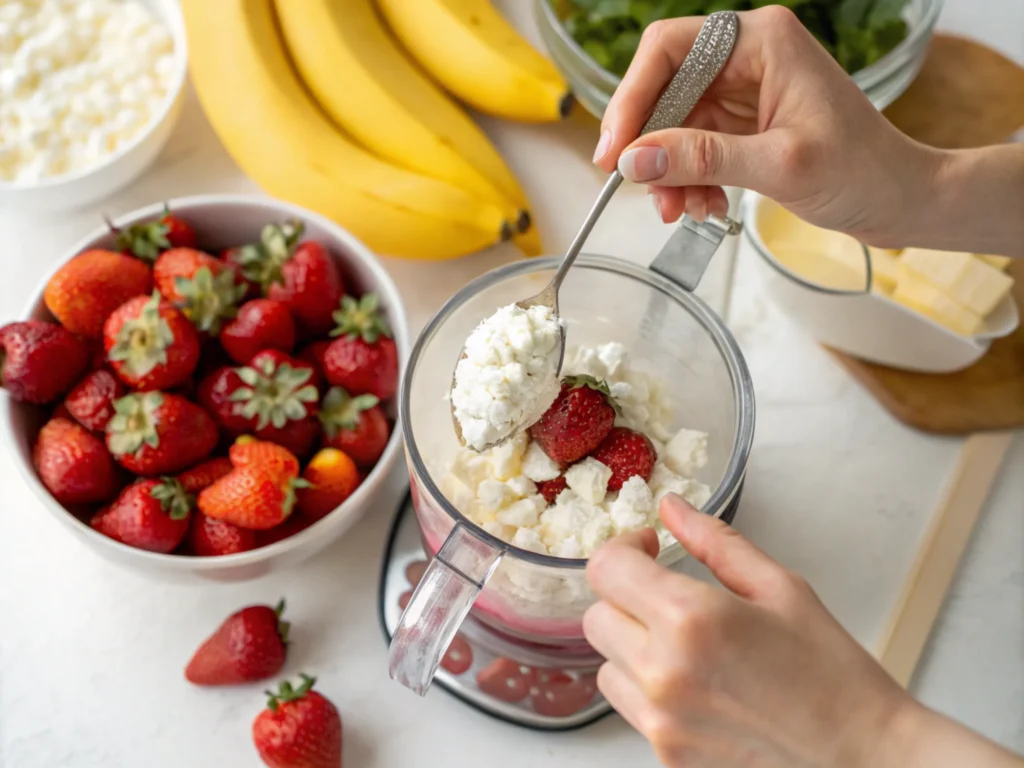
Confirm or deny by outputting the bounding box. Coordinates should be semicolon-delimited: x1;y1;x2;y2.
1;2;1021;766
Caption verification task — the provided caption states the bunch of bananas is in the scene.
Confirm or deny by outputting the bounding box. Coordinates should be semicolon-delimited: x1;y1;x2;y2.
181;0;573;261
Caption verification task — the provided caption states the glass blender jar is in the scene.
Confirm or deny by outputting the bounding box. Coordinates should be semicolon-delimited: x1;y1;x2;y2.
391;225;755;695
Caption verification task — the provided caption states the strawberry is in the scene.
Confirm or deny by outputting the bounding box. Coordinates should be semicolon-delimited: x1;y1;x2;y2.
221;299;296;365
188;512;257;556
528;375;618;465
322;294;398;401
64;368;126;432
198;466;310;530
0;321;90;404
590;427;657;491
228;350;320;457
186;599;289;685
252;674;342;768
103;292;200;390
318;387;389;467
153;248;246;335
91;477;193;553
536;475;567;505
106;391;218;476
230;436;300;480
111;206;198;262
296;341;330;388
233;221;344;336
44;249;153;338
178;457;234;494
197;366;253;434
296;448;360;521
256;515;314;548
34;417;120;505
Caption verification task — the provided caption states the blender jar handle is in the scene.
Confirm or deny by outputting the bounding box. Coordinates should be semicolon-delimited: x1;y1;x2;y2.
388;521;504;696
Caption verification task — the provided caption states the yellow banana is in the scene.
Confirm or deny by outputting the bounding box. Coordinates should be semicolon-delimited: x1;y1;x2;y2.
375;0;572;124
181;0;512;260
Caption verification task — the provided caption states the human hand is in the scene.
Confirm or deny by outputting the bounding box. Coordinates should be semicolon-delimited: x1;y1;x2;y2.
592;6;942;248
583;494;913;768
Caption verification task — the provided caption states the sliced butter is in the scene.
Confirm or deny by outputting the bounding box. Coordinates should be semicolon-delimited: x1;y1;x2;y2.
976;254;1012;271
892;269;984;336
900;247;1014;316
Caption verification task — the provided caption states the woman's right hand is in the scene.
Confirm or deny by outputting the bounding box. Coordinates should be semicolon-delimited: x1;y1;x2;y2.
593;6;944;249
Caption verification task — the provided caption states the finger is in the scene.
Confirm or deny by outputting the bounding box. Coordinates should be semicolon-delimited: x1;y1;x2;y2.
594;17;705;171
707;186;729;218
587;532;701;625
684;186;708;222
651;185;728;223
617;127;775;189
596;662;654;736
583;600;648;673
660;493;786;601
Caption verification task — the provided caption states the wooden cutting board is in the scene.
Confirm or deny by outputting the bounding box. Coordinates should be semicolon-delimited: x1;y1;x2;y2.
829;34;1024;435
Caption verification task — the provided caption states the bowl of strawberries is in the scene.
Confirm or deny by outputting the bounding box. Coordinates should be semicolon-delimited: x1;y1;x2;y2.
0;194;408;581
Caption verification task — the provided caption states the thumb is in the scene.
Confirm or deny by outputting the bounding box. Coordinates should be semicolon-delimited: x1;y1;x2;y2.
617;128;774;190
659;493;786;601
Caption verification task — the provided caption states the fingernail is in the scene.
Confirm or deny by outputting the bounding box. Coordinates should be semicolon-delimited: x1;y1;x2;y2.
592;129;612;163
651;193;663;221
618;146;667;182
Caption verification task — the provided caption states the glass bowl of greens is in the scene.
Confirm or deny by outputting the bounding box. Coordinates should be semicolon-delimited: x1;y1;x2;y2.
535;0;943;117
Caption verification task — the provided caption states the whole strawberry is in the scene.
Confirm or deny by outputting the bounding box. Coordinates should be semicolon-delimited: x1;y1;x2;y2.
186;599;289;685
590;427;657;491
221;299;296;365
112;206;198;261
106;391;218;476
318;387;389;467
91;477;193;553
103;292;200;390
528;375;618;465
178;457;234;494
322;294;398;401
153;248;246;334
64;368;126;432
230;436;301;480
188;512;257;556
0;321;90;404
197;366;253;434
252;674;342;768
44;249;153;338
34;417;121;505
198;466;310;530
296;448;360;521
233;221;344;337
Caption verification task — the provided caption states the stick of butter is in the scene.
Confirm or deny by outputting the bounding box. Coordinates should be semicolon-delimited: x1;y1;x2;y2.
977;254;1012;271
900;248;1014;316
892;267;984;336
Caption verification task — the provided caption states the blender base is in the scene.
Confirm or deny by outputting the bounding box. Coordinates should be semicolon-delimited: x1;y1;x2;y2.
378;487;742;731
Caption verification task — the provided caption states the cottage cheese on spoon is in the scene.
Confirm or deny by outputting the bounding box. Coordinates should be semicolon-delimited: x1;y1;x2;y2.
452;303;562;452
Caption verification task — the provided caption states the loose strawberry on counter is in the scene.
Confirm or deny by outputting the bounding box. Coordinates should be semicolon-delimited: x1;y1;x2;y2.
90;477;193;553
64;369;126;432
44;249;153;338
252;674;342;768
177;457;234;494
221;299;296;364
188;512;257;556
112;206;198;261
318;387;390;467
103;292;201;390
0;320;90;404
590;426;657;491
230;221;344;337
186;599;289;685
153;248;246;334
323;293;398;401
529;375;618;465
106;391;218;476
33;417;121;505
296;448;360;521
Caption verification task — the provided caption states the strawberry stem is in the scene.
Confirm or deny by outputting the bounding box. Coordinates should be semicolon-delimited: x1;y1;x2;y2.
265;673;316;711
274;598;290;644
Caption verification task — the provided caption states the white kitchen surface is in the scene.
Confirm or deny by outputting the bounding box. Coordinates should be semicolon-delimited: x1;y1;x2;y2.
1;2;1022;766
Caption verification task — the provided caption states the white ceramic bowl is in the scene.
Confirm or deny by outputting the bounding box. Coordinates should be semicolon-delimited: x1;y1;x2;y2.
741;193;1019;373
0;195;409;581
0;0;189;212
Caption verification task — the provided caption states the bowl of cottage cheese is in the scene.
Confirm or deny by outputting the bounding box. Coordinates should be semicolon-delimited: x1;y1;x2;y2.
0;0;187;211
400;254;755;643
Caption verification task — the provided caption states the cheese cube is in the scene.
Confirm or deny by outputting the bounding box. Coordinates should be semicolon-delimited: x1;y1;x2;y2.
976;254;1012;271
892;270;984;336
901;248;1013;316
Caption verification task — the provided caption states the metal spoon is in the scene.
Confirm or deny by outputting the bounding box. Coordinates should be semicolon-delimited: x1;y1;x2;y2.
450;11;740;452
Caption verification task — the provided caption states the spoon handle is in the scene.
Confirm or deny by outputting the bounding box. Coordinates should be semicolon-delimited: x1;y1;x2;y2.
547;11;740;297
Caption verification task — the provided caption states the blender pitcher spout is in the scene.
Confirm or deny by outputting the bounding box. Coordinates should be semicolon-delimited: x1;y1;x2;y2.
388;521;504;695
